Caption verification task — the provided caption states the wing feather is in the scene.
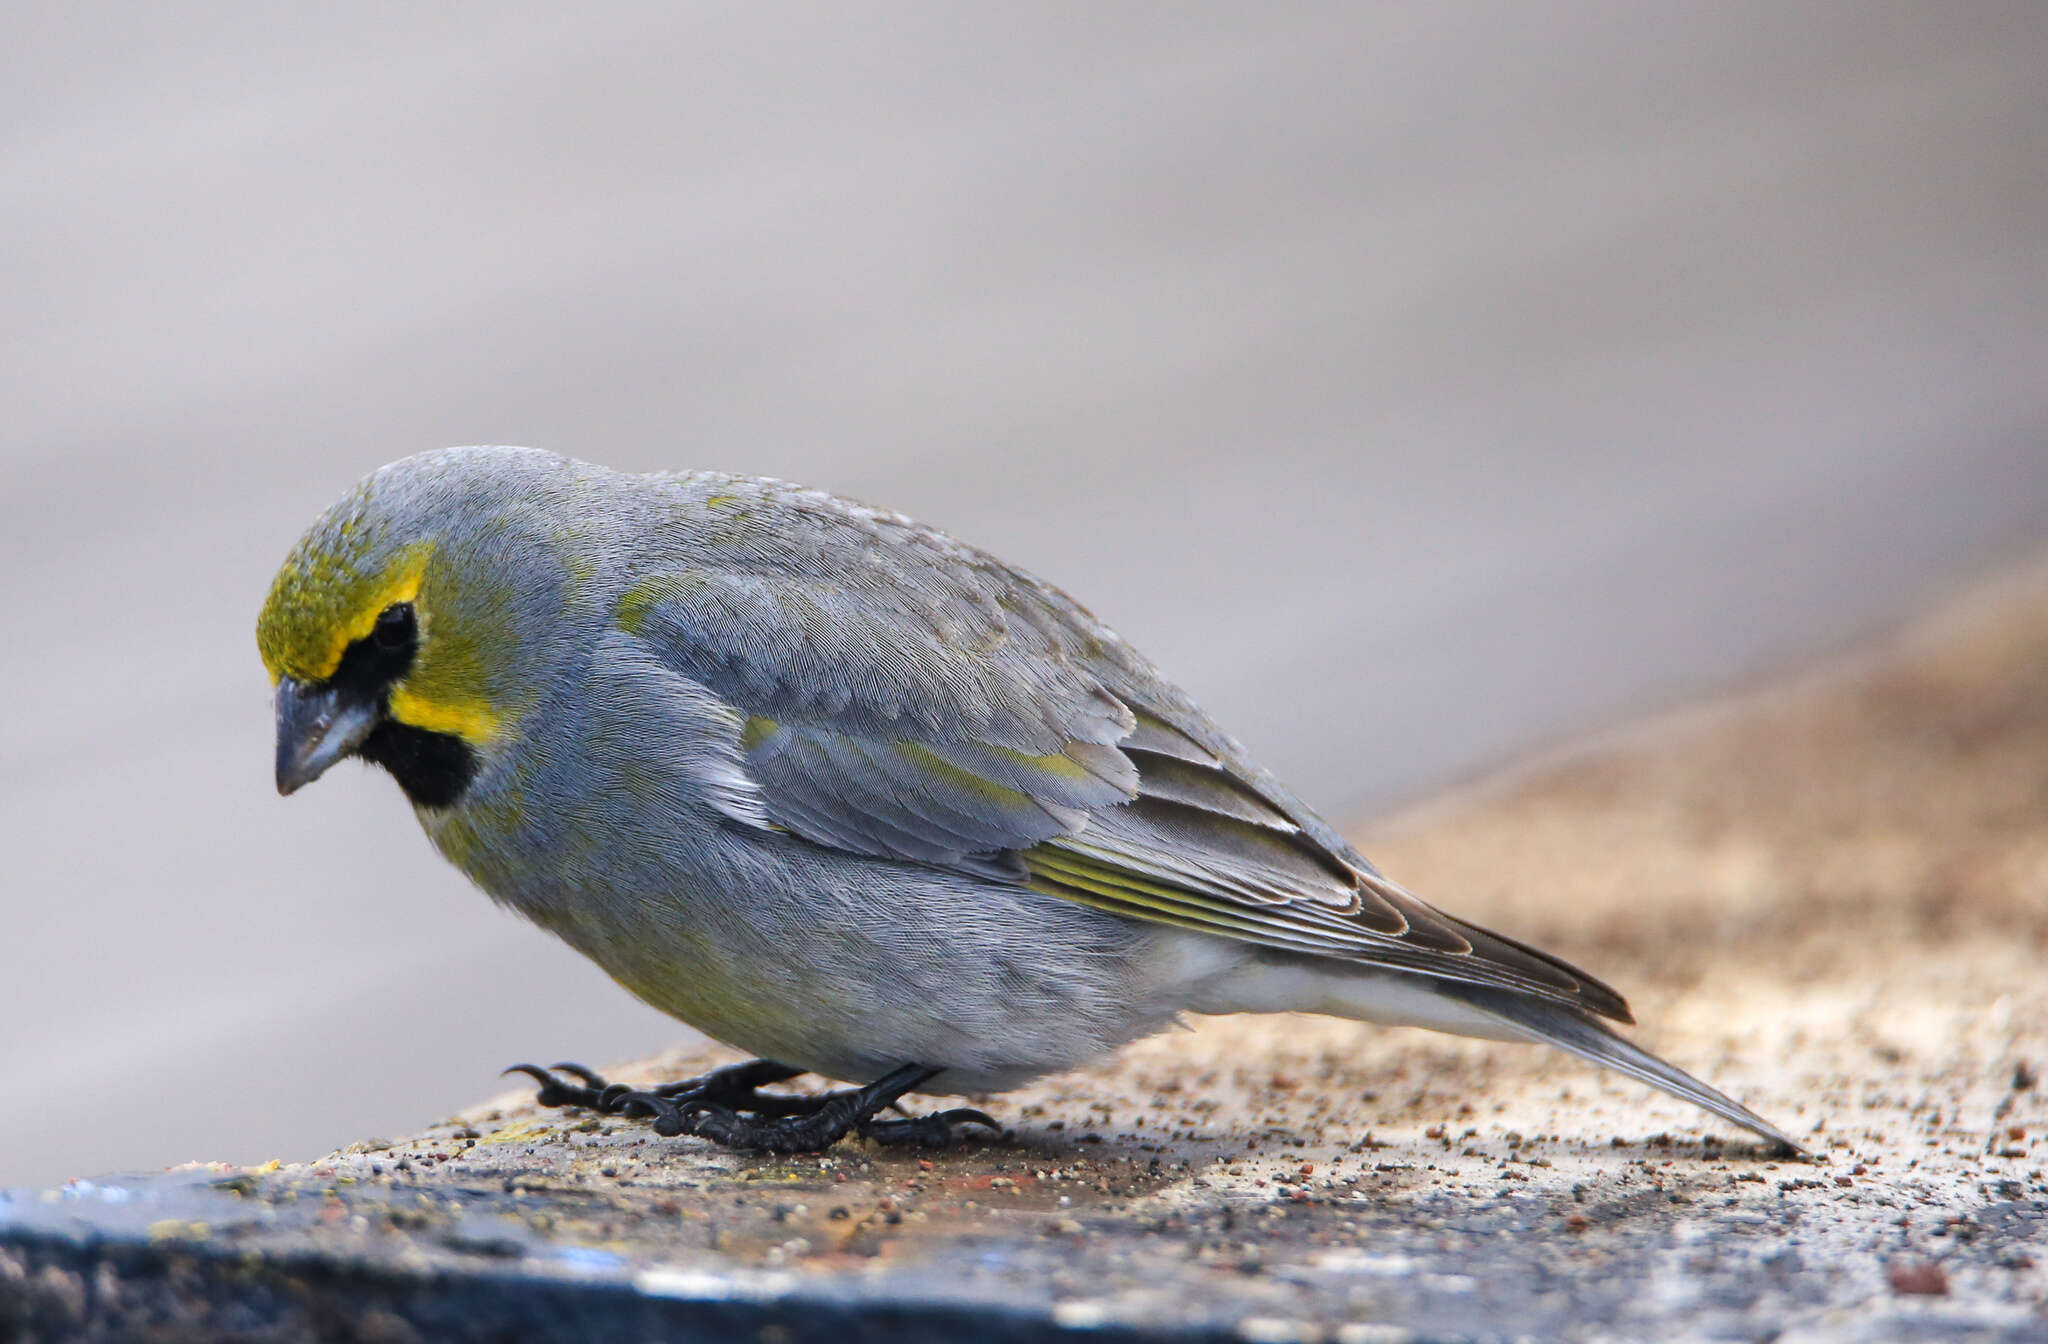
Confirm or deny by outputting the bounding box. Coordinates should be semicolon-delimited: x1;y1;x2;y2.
617;474;1632;1023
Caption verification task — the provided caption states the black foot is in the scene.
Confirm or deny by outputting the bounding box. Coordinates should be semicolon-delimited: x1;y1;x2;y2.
507;1060;1001;1153
860;1107;1004;1147
502;1058;810;1119
662;1064;1002;1153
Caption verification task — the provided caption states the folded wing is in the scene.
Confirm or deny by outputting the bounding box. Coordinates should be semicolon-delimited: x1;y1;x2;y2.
620;478;1631;1023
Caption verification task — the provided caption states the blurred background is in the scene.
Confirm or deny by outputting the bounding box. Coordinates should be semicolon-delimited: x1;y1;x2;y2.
3;3;2045;1188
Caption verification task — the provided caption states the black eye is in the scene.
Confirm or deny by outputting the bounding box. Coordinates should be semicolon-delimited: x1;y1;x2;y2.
372;603;416;651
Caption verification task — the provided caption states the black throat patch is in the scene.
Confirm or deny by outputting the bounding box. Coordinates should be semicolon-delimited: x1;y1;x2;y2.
328;609;480;810
358;720;479;810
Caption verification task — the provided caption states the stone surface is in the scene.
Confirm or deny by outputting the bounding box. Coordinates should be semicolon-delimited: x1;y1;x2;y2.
6;557;2047;1341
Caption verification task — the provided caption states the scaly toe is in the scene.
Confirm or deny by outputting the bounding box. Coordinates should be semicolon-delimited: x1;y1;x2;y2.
597;1081;644;1113
860;1108;1003;1147
608;1089;689;1137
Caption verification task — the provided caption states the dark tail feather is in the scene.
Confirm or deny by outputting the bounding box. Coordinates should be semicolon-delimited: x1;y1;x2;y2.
1440;982;1806;1156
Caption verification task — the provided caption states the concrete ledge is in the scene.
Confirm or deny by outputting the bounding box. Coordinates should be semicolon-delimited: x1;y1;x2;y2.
8;556;2048;1341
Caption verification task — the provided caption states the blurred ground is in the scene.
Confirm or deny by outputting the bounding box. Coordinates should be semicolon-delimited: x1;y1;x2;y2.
8;552;2043;1340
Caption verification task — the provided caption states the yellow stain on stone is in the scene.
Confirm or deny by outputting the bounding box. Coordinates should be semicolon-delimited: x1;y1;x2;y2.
147;1219;212;1241
475;1118;563;1147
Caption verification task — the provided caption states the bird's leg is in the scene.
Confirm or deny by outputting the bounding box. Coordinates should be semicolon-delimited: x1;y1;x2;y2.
503;1058;809;1117
643;1063;1002;1153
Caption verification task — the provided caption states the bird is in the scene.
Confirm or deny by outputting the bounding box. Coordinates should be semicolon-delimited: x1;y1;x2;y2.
258;446;1800;1155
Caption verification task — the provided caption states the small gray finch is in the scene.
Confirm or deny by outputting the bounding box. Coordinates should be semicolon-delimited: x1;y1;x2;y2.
259;447;1798;1154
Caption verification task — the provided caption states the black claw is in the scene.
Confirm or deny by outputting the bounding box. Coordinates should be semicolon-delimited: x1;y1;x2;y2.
502;1063;596;1109
549;1062;609;1088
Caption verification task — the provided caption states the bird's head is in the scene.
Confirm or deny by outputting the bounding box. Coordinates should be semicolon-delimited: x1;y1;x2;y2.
257;447;579;808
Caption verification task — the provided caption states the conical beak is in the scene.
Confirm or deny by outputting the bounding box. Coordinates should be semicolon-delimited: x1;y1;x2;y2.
274;677;381;795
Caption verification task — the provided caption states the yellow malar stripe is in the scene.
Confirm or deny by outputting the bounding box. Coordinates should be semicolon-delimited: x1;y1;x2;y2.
387;685;504;745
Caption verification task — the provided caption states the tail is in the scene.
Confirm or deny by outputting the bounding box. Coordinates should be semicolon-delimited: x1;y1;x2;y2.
1437;982;1805;1155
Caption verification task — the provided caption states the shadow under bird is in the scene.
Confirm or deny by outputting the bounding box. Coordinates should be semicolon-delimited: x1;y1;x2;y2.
259;447;1800;1155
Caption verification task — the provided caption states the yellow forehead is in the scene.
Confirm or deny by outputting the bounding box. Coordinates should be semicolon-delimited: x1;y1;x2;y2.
256;542;433;685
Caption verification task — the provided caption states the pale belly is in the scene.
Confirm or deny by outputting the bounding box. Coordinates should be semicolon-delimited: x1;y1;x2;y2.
430;796;1240;1092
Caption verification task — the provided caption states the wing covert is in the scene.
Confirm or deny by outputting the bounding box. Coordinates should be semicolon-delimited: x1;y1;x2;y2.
615;491;1141;867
